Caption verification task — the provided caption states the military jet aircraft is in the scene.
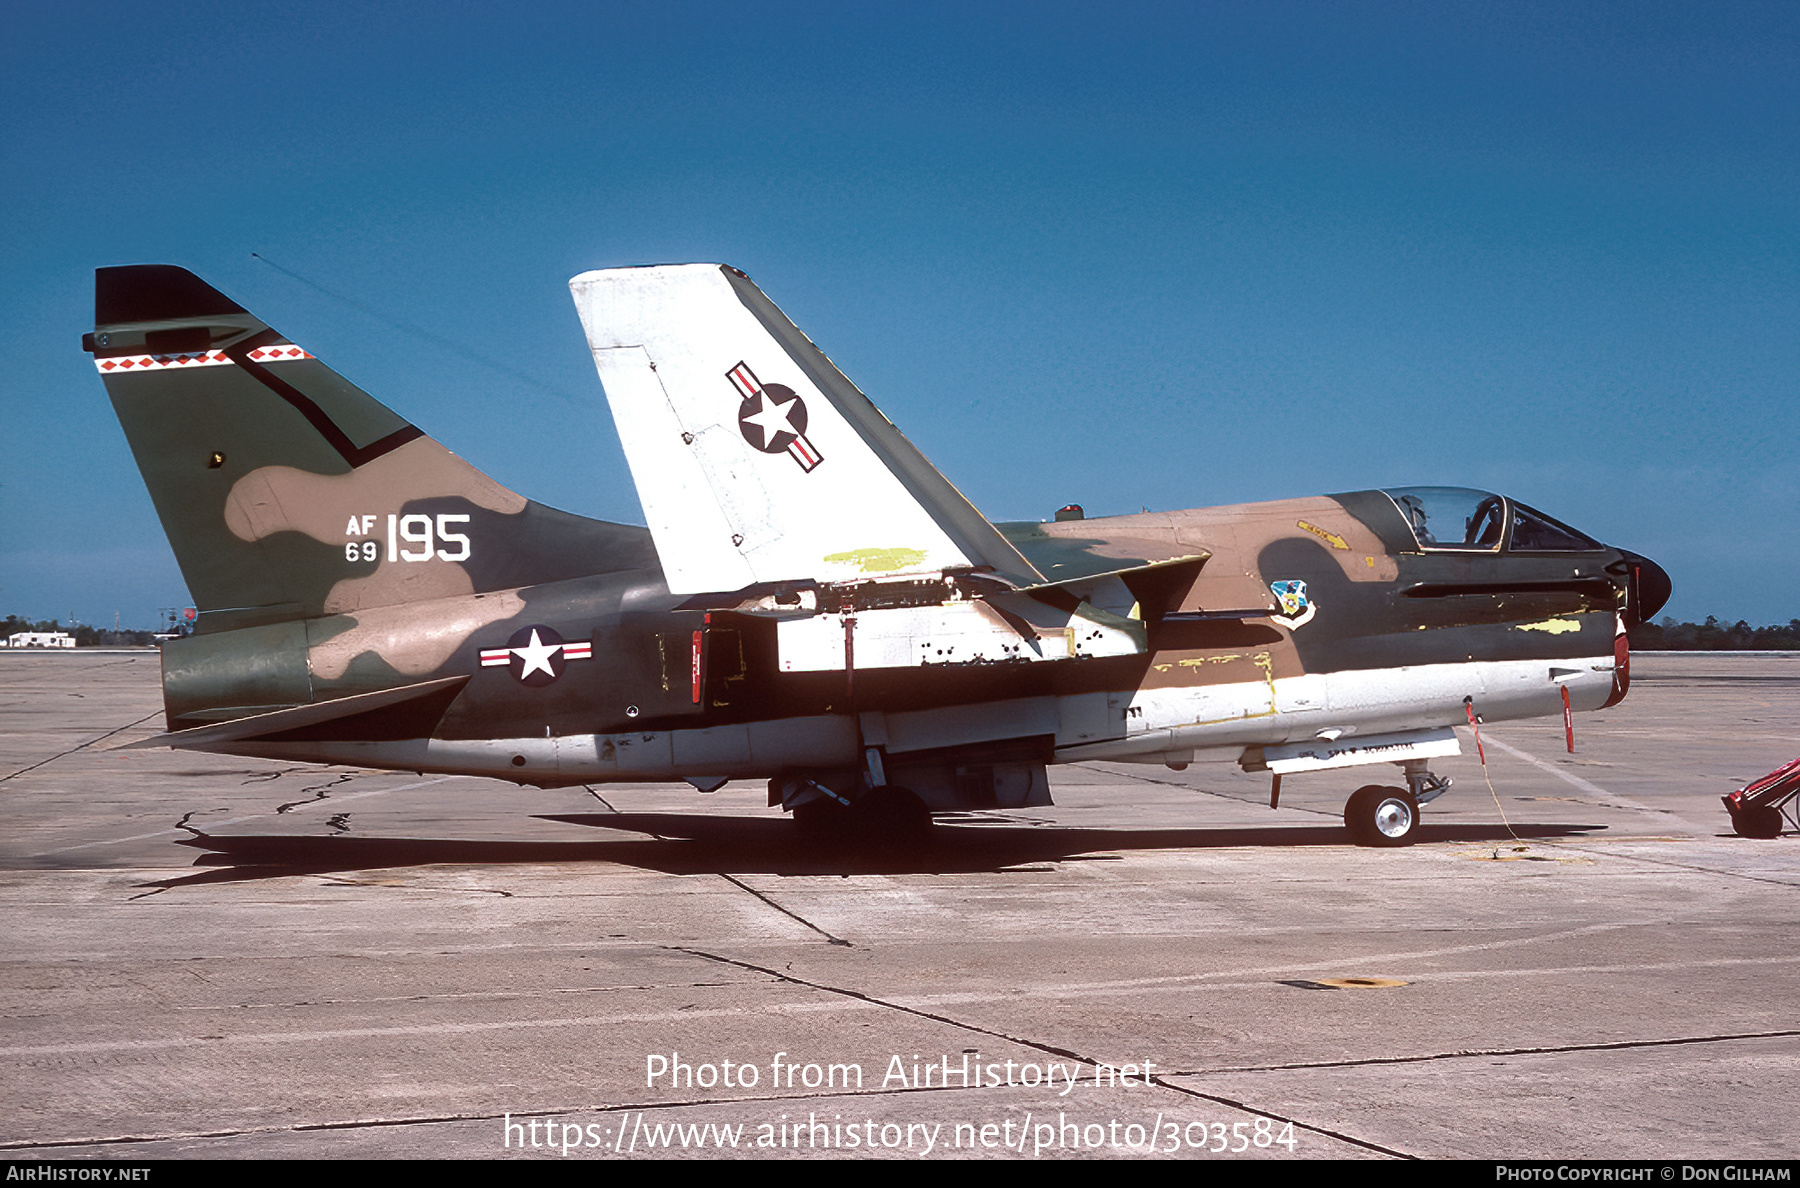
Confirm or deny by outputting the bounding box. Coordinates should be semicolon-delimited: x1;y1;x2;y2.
89;263;1669;846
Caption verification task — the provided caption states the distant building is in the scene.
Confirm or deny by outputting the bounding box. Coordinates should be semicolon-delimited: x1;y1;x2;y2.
4;632;76;649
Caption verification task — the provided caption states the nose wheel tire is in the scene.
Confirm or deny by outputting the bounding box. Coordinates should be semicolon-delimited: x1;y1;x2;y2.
1345;785;1420;847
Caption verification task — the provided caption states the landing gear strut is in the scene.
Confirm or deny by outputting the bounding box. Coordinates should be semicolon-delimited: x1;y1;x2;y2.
1400;759;1453;805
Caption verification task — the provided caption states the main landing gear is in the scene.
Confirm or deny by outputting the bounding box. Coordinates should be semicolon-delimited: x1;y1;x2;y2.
782;743;937;849
784;781;934;848
1341;760;1453;847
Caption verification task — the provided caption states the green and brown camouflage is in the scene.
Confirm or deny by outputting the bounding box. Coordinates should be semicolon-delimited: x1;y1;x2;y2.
91;266;657;724
93;264;1669;846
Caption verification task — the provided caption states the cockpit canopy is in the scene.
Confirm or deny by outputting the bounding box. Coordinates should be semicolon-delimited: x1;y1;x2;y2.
1380;487;1603;553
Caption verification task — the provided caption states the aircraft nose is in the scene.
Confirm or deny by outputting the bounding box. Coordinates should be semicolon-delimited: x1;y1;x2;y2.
1616;549;1672;624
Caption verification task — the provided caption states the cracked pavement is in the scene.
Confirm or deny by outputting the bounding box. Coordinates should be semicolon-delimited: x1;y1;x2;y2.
0;649;1795;1159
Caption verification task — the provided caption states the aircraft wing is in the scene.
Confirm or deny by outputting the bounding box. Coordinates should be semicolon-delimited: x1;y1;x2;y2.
570;265;1042;596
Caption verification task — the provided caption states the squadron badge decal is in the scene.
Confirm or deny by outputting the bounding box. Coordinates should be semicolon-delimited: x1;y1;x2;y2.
1270;580;1317;629
1271;580;1309;616
727;362;823;472
480;625;592;687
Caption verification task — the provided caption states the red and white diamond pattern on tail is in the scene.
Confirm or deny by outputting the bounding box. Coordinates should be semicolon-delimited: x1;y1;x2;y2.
244;345;313;363
92;343;313;374
726;361;823;473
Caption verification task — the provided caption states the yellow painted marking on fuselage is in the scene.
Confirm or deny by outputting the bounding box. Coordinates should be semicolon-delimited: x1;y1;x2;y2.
1516;617;1584;635
1297;520;1349;550
1254;651;1277;707
1141;650;1282;729
1177;653;1243;667
1176;650;1279;726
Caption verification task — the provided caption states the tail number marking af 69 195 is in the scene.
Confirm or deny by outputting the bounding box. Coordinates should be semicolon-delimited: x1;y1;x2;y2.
343;514;472;563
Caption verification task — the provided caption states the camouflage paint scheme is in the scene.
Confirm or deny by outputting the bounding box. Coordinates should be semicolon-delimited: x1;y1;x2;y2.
90;265;1669;844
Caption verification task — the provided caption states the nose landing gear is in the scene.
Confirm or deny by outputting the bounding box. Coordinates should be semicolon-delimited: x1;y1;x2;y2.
1342;761;1451;847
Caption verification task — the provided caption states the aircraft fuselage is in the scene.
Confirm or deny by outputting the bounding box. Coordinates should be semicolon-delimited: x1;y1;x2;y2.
94;263;1668;842
169;488;1648;807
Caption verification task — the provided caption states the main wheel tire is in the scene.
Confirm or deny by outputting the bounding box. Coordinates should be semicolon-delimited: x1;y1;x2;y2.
792;797;851;842
1344;785;1420;847
852;785;933;848
1730;804;1784;839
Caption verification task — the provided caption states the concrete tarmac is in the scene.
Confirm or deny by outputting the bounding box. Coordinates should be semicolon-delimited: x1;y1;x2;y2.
1;649;1795;1160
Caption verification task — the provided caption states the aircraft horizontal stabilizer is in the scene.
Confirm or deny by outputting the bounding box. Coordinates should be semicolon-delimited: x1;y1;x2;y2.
122;675;468;751
570;265;1042;596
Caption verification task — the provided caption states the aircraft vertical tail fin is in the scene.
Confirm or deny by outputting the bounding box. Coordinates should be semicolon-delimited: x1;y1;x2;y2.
569;264;1041;596
90;265;655;631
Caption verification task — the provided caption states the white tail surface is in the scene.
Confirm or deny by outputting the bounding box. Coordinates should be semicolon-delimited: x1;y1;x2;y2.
570;264;1039;596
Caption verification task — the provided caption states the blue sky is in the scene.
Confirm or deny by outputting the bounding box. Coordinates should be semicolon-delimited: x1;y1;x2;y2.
3;1;1796;627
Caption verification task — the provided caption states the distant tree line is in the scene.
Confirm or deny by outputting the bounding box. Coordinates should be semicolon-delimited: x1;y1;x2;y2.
1630;616;1800;651
2;615;159;647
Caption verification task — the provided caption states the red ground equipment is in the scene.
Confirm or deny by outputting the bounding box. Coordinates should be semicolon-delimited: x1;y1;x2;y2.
1724;755;1799;839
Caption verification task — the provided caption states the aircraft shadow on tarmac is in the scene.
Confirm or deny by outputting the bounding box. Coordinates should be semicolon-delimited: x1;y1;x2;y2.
146;814;1605;890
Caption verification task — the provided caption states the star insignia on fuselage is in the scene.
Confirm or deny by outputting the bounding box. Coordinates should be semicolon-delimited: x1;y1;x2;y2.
479;625;593;686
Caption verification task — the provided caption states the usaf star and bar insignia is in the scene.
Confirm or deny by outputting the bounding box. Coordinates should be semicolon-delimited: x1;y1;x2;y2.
480;625;592;687
726;361;823;472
